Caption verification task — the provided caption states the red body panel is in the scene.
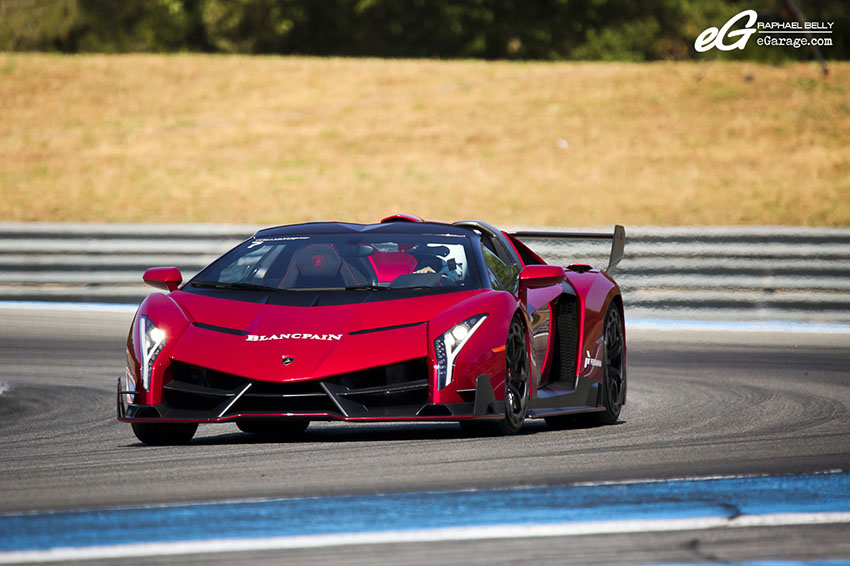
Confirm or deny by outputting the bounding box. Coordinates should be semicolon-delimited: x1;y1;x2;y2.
564;269;623;382
129;288;522;410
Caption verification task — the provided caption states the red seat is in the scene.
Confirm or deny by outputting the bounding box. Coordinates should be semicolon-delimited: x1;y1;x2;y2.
369;251;417;283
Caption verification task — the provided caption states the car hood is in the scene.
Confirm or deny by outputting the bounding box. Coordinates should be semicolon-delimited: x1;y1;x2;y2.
166;289;485;382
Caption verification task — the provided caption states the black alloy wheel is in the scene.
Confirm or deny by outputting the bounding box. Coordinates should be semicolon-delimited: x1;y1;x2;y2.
460;317;530;436
501;317;530;434
595;303;626;425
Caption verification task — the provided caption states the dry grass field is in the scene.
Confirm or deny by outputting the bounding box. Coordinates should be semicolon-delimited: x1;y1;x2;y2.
1;54;848;227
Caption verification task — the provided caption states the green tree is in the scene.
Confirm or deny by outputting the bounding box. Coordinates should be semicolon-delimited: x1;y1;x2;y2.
2;0;847;60
0;0;78;50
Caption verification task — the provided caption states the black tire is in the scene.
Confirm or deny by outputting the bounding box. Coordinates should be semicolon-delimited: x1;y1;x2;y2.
236;419;309;437
593;303;626;425
460;317;529;436
131;422;198;446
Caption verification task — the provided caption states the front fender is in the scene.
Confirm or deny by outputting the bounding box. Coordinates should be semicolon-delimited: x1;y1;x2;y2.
127;293;192;405
428;290;517;404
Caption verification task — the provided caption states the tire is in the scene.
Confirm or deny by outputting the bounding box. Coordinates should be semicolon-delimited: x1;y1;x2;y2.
236;419;309;437
460;317;529;436
593;303;626;425
131;422;198;446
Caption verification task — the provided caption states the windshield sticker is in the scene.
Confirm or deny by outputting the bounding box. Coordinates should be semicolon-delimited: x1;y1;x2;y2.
248;236;310;248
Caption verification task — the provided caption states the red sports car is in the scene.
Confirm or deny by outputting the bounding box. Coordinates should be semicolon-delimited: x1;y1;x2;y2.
118;215;626;445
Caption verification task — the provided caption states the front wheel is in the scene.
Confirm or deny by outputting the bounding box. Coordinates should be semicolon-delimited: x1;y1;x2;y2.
131;422;198;446
461;317;529;436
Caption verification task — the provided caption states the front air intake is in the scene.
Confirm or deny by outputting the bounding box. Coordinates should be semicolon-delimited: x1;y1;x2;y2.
161;358;430;418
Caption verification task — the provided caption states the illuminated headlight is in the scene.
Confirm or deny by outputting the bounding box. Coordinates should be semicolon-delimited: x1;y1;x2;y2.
139;315;166;391
434;314;487;390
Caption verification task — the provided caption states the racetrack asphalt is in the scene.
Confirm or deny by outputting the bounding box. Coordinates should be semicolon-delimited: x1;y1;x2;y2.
0;306;848;564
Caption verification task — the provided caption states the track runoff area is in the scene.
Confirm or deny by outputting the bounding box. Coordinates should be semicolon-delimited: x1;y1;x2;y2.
0;301;848;563
0;472;848;563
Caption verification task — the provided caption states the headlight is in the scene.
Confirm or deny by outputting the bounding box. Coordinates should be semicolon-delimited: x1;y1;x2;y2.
139;315;166;391
434;314;487;390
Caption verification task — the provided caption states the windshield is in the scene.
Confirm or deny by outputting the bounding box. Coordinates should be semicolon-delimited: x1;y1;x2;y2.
192;233;479;292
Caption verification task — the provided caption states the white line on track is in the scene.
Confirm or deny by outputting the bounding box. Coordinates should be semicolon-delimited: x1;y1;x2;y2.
569;469;846;488
2;512;850;564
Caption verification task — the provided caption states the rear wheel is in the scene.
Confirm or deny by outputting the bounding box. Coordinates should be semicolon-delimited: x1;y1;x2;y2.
593;303;626;425
131;422;198;446
460;317;529;436
236;419;309;437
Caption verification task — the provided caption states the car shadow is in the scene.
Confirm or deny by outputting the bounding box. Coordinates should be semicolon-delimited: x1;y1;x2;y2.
184;417;620;446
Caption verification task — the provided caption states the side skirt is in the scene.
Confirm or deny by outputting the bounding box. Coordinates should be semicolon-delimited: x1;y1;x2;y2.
526;375;601;418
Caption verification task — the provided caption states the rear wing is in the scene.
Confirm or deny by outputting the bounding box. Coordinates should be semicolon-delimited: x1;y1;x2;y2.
508;225;626;273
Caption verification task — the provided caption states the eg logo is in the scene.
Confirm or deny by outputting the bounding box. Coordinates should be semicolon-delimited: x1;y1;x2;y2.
694;9;758;52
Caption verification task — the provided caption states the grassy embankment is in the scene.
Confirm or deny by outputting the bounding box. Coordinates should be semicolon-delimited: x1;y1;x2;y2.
1;54;848;227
